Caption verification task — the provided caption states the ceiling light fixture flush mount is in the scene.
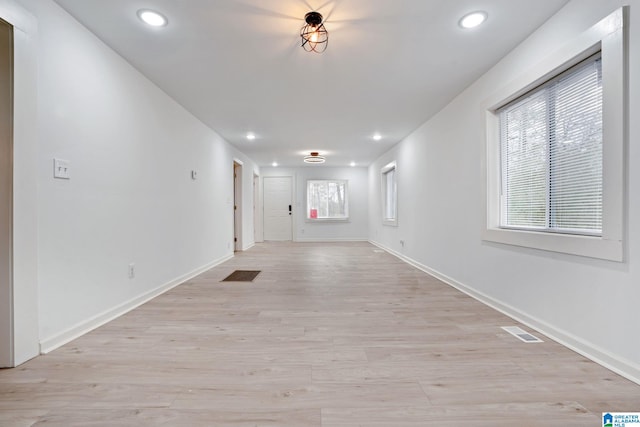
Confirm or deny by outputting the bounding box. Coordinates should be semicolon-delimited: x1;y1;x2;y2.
304;152;326;164
301;11;328;53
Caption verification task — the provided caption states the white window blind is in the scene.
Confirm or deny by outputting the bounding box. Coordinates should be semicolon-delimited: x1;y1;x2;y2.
306;180;348;220
499;54;602;235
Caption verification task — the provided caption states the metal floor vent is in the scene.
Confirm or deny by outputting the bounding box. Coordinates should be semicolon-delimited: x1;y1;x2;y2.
501;326;543;343
221;270;261;282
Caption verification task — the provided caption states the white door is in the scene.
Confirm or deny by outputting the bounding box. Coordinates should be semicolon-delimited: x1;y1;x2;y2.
263;176;292;241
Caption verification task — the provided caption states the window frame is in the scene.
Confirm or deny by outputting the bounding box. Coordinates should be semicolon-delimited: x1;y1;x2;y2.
482;8;625;262
381;161;398;226
305;179;349;221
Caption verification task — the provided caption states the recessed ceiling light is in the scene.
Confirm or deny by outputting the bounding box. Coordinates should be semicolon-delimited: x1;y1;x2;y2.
459;11;487;29
373;134;382;141
350;161;356;167
137;9;168;27
246;133;256;140
272;162;278;167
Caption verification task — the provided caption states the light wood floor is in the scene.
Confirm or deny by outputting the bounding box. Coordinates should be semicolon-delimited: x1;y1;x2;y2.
1;242;638;426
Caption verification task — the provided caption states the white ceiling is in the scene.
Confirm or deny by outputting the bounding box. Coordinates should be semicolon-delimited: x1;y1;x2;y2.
53;0;569;167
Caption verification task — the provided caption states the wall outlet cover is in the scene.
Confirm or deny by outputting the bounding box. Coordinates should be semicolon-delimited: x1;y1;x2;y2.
53;158;71;179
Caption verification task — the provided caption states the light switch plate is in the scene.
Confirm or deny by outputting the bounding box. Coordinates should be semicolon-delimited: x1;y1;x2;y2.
54;158;70;179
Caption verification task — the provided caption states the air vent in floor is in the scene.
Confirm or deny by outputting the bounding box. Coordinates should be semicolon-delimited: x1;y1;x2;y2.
501;326;543;343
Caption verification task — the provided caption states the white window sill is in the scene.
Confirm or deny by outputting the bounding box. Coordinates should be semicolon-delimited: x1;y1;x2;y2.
482;227;623;262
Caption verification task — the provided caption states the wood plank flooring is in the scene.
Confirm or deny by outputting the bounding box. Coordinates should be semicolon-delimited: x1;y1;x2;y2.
1;242;638;426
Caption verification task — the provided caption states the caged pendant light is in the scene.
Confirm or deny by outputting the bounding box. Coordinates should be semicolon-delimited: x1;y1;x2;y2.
300;11;328;53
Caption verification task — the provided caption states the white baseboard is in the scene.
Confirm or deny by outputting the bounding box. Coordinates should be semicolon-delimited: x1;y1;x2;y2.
295;237;369;243
242;242;256;251
369;240;640;386
39;253;234;354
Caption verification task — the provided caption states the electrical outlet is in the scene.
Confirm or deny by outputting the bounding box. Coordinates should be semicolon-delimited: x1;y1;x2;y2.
128;263;135;279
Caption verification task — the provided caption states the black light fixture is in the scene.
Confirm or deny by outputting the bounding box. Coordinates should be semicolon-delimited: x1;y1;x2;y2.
300;11;328;53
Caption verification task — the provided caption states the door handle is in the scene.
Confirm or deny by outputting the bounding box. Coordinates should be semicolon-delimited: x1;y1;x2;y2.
289;205;292;215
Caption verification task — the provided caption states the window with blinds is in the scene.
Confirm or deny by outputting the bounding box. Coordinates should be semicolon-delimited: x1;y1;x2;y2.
498;53;603;235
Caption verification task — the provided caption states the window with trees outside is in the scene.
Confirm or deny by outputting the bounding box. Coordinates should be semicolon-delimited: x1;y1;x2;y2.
499;54;602;235
306;180;348;220
483;8;625;261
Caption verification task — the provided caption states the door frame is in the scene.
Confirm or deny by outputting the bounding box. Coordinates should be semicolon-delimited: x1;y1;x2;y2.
233;160;243;252
253;173;261;243
0;16;13;368
0;1;40;367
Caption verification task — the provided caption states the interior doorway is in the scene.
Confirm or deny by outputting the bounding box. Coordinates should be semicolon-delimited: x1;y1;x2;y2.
233;161;243;252
263;176;292;241
0;17;14;368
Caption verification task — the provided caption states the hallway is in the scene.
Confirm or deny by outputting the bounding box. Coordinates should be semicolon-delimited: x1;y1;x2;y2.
1;242;638;426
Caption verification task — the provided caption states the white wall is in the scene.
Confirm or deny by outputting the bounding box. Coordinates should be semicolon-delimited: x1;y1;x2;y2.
369;0;640;383
16;0;258;352
261;167;369;242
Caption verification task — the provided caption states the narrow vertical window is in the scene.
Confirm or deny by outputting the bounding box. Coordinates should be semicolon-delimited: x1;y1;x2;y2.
382;162;397;225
